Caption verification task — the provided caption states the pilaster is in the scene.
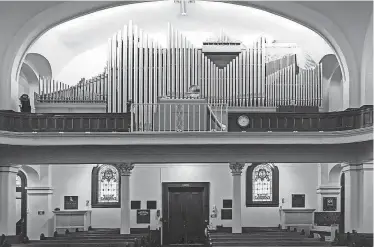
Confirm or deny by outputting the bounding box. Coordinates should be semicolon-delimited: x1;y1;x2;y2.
0;166;20;235
341;163;363;232
361;161;373;233
26;187;54;240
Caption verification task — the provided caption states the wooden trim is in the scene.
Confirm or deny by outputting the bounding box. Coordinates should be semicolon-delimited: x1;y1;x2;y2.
246;163;279;207
162;182;210;245
91;165;121;208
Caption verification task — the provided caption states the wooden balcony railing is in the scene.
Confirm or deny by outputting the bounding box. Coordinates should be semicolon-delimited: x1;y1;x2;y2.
228;105;373;132
0;112;131;132
0;105;372;133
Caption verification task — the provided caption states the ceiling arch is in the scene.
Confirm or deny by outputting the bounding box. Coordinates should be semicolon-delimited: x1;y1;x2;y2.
24;53;52;79
0;0;369;111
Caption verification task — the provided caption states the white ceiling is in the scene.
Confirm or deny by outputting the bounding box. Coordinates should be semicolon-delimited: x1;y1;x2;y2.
29;0;334;85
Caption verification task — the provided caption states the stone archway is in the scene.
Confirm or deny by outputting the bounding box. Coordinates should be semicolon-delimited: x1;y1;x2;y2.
0;1;362;111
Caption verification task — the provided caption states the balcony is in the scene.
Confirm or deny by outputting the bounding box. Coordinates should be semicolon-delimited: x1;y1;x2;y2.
0;105;372;133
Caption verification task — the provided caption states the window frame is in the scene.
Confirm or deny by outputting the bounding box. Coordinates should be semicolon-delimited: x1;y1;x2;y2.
246;163;279;207
91;164;121;208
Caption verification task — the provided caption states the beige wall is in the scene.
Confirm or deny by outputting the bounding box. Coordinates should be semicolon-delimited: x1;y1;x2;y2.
49;163;318;229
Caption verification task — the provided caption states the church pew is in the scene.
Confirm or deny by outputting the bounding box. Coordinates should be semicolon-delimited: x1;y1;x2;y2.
13;243;134;247
208;231;330;247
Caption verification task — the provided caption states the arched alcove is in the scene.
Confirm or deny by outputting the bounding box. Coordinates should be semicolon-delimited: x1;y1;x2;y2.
328;163;342;184
328;66;344;112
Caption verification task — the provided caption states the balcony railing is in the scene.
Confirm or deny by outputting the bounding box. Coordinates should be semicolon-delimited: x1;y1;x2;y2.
0;105;372;133
0;111;131;132
228;105;373;132
131;103;228;132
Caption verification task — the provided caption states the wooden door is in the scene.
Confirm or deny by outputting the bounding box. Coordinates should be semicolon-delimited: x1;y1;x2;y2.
165;187;205;245
184;191;204;244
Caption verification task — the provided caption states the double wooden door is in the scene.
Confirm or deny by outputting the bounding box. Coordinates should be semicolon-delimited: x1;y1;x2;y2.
162;183;209;245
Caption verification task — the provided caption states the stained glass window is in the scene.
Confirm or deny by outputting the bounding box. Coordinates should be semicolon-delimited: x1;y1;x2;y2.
252;164;273;202
16;174;22;188
98;165;119;203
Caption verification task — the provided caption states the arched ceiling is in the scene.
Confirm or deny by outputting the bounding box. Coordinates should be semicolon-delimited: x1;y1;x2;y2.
0;0;371;111
29;1;332;84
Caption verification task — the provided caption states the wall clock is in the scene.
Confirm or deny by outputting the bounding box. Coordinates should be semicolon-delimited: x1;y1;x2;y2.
237;115;250;128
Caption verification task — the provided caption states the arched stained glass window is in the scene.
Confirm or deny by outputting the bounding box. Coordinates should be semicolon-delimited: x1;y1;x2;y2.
246;163;279;207
252;164;273;202
92;165;121;208
98;165;119;203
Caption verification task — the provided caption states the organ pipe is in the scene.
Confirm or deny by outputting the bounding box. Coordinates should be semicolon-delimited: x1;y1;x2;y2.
37;21;323;111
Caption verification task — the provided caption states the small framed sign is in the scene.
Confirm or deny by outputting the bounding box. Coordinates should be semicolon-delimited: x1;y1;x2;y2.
131;201;141;210
222;199;232;209
221;209;232;220
292;194;305;208
323;197;337;211
137;209;150;224
64;196;78;210
147;201;157;210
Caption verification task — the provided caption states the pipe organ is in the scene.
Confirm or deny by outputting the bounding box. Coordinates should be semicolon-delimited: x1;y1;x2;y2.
38;74;107;103
37;20;323;113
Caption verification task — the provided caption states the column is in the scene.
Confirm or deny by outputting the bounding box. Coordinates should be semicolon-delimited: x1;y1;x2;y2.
229;162;244;234
361;161;373;233
341;163;363;233
0;166;19;235
26;187;54;240
116;163;134;234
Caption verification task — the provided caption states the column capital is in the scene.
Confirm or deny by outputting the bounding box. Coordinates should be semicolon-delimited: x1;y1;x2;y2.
229;163;245;175
115;163;134;176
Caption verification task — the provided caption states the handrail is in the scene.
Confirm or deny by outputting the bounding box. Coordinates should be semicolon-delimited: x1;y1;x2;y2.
0;105;372;133
207;104;227;131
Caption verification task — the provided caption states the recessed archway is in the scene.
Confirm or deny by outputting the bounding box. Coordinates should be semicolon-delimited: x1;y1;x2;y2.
0;1;363;111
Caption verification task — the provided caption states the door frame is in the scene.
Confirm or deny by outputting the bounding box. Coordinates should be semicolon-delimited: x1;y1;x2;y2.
339;173;345;233
162;182;210;245
17;171;27;236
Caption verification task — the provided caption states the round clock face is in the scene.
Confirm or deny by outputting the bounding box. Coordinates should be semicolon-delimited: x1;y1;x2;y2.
237;115;250;128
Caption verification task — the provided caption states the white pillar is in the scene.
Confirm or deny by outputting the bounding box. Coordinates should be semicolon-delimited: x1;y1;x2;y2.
26;187;54;240
0;166;19;235
229;163;244;234
117;163;134;235
341;163;363;233
361;161;373;233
